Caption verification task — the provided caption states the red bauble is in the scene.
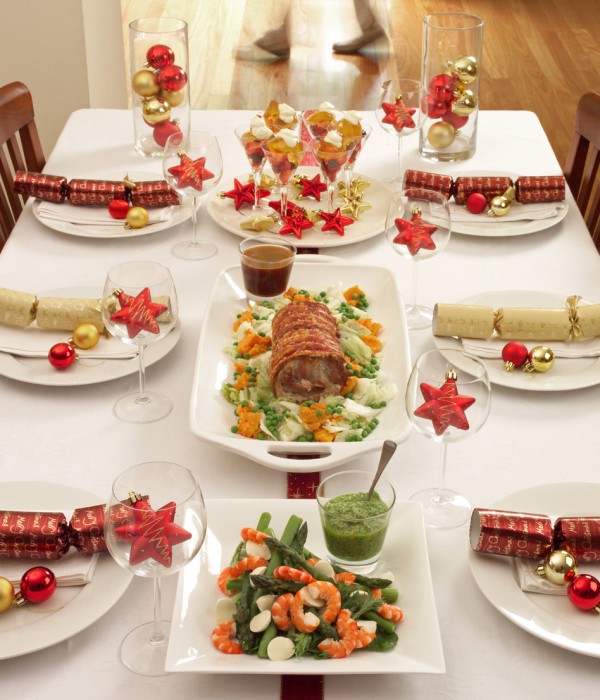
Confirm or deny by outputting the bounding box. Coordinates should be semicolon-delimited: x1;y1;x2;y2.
108;198;130;219
157;65;187;93
428;74;458;103
111;288;168;339
48;342;77;369
20;567;56;604
501;341;529;371
168;154;214;191
279;213;314;239
567;573;600;612
114;500;192;567
319;208;354;236
414;374;476;436
466;192;488;215
381;97;417;132
393;211;438;256
442;110;469;129
146;44;175;70
153;119;182;147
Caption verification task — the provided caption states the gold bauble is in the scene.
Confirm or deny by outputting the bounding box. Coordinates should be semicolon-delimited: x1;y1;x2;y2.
536;550;578;586
126;206;149;229
0;577;14;613
529;346;555;373
453;55;479;84
451;89;477;116
71;323;100;350
427;121;455;149
132;69;159;98
158;88;186;108
142;97;171;125
488;195;511;217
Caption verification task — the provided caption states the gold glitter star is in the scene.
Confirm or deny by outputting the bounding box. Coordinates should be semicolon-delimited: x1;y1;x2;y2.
338;177;370;198
239;215;278;231
341;195;372;219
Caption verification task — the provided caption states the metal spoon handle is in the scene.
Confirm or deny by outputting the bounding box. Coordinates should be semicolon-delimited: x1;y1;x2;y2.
367;440;397;499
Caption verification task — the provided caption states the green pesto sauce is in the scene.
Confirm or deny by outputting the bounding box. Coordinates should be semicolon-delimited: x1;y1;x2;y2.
322;491;390;561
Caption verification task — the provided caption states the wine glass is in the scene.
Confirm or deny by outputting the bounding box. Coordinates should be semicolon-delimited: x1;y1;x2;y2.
104;461;206;675
310;138;356;213
163;130;223;260
262;131;306;219
101;261;178;423
385;189;451;329
406;349;491;528
375;79;426;187
341;123;372;195
301;105;340;141
234;123;273;214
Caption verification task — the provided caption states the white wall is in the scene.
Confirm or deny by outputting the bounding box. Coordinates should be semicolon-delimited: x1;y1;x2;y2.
0;0;127;157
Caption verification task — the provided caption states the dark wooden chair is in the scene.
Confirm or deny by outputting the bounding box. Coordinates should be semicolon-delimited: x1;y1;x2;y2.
0;81;46;251
563;91;600;249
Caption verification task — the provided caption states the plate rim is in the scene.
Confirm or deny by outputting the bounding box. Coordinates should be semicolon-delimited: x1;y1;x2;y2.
433;289;600;392
0;481;132;660
166;497;446;675
469;482;600;658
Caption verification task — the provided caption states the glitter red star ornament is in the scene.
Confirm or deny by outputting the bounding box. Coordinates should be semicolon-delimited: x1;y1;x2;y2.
414;370;476;436
320;208;354;236
393;209;438;256
111;288;168;339
221;178;269;210
382;96;417;132
168;151;214;191
279;212;314;239
268;199;304;217
114;499;192;567
296;174;327;201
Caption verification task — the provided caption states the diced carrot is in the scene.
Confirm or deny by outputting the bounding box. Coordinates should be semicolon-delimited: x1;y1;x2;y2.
235;404;262;438
233;310;253;331
233;371;251;390
343;285;364;307
362;334;383;354
314;428;336;442
344;355;361;372
299;403;329;431
237;330;271;357
341;376;359;395
358;317;382;335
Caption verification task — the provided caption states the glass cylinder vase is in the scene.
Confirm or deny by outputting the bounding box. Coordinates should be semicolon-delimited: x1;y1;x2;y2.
419;13;483;162
129;17;190;158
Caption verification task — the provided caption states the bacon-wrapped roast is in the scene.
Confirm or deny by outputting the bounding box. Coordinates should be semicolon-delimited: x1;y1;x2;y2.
269;300;348;402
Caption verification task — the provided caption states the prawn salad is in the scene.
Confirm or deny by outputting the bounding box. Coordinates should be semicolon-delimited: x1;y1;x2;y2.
222;285;397;442
211;512;403;661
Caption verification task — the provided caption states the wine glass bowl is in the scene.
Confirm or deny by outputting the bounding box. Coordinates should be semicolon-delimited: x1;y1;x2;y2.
385;189;451;329
406;349;491;528
341;123;372;193
375;79;426;187
301;106;341;141
163;130;223;260
310;138;356;213
101;260;178;423
104;461;206;675
262;132;306;218
234;122;274;214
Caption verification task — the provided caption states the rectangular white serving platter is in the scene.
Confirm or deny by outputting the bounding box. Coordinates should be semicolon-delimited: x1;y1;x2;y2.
165;498;445;675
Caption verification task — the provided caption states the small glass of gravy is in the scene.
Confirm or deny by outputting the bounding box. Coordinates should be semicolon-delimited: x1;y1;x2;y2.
239;237;296;300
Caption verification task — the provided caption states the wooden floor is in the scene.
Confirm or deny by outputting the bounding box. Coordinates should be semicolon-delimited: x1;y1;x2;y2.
122;0;600;165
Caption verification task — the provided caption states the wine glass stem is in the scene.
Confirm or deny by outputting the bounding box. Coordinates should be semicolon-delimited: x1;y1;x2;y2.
344;165;352;193
191;196;200;247
280;184;289;216
410;260;419;310
327;183;336;213
436;441;449;503
396;134;403;182
137;344;148;402
151;576;165;644
253;166;264;208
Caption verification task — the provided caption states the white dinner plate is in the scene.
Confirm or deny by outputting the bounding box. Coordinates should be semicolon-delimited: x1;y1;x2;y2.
450;171;568;236
0;286;181;386
189;262;412;472
166;498;445;674
206;167;393;249
0;481;132;660
32;171;191;239
469;482;600;658
433;290;600;391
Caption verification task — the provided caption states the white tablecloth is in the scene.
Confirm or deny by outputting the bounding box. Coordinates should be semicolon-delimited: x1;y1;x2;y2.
1;109;599;699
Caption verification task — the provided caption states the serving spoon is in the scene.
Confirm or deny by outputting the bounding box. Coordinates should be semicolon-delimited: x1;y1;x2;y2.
367;439;397;499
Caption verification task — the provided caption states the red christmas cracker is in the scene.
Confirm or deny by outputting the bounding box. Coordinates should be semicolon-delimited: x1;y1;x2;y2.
13;171;67;203
454;176;513;205
67;178;128;205
130;180;179;207
403;169;454;199
553;517;600;562
469;508;553;559
514;175;565;203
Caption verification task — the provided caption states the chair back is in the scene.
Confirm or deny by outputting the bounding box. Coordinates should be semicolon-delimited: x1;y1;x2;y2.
0;81;46;250
563;92;600;249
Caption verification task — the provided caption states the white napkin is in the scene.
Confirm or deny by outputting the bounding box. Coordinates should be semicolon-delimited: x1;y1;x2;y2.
426;200;565;226
462;335;600;359
37;201;174;227
2;550;99;587
516;558;600;595
0;324;137;359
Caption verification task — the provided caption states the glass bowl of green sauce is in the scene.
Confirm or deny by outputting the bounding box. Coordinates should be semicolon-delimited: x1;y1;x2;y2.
316;470;396;574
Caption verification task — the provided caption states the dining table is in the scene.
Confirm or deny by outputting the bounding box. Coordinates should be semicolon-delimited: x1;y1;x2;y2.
1;106;600;699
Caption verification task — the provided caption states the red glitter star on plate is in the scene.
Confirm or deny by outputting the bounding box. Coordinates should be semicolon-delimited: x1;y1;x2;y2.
168;152;214;191
393;210;438;256
414;374;476;436
222;178;269;210
114;500;192;567
279;213;314;239
111;288;168;339
296;174;327;201
382;97;417;132
269;199;304;217
320;208;355;236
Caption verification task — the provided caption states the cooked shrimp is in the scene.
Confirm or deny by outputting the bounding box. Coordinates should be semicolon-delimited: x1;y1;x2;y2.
273;565;316;584
218;555;268;595
305;581;342;624
355;625;376;649
306;557;320;566
378;603;404;623
290;587;321;633
318;609;358;658
271;592;294;632
240;527;269;544
334;571;356;585
371;588;382;599
211;620;243;654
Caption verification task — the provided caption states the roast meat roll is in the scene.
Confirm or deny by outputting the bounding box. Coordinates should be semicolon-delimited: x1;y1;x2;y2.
270;300;348;402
